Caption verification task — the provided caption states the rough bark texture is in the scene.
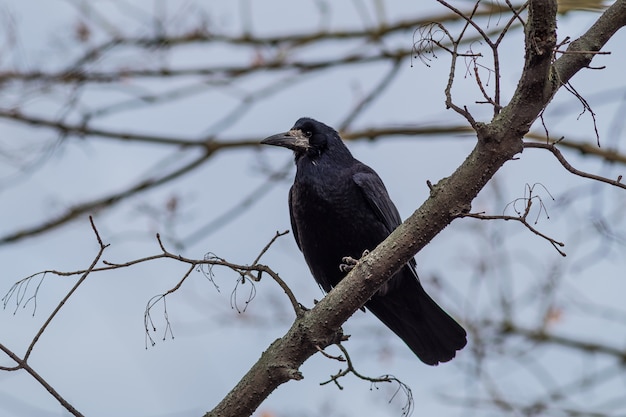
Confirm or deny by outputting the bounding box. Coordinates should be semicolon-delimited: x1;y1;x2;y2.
206;1;626;416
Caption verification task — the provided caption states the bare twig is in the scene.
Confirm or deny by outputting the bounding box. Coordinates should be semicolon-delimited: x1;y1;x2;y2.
0;218;106;417
338;58;403;131
320;343;414;416
461;184;566;256
524;142;626;189
23;217;107;362
144;262;196;347
251;230;290;266
0;343;86;417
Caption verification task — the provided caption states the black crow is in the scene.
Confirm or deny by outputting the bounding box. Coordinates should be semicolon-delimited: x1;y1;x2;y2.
261;117;466;365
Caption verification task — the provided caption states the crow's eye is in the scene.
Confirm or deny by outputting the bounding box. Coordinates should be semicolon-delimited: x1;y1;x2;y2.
303;130;313;138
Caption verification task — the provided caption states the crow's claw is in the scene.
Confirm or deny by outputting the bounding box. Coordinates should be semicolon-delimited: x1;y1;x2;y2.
338;250;370;273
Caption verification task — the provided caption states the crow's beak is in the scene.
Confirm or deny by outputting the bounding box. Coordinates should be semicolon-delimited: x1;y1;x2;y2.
261;129;310;152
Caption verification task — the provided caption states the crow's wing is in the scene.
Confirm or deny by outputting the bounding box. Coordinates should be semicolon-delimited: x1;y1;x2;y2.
288;185;302;250
353;168;402;234
353;168;418;284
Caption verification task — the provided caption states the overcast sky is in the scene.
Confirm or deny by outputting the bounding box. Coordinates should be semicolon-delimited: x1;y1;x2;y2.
1;2;625;417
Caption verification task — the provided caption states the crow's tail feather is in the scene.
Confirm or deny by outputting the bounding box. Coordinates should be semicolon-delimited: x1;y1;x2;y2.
365;267;467;365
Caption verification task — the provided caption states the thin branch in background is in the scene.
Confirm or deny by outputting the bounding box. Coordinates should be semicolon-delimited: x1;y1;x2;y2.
338;58;403;131
182;159;293;247
0;110;210;147
85;80;226;120
0;149;213;246
201;71;316;137
501;323;626;360
0;48;415;84
59;11;521;71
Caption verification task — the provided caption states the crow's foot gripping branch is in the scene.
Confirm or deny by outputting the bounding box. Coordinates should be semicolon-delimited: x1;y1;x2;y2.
338;250;370;273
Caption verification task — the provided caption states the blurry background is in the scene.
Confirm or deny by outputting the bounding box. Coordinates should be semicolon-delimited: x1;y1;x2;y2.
1;1;625;416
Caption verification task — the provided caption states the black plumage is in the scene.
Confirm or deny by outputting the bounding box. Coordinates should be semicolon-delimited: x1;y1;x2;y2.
261;117;466;365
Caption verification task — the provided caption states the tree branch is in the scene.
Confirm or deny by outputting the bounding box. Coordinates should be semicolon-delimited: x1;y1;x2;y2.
0;343;86;417
524;142;626;189
206;2;626;416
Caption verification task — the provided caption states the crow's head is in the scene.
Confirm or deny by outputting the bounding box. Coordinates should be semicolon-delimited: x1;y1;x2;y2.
261;117;348;161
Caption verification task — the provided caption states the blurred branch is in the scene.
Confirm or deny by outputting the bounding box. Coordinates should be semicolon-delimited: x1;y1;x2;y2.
502;323;626;360
2;120;625;248
338;58;403;131
0;109;212;147
66;7;524;68
5;106;626;166
0;48;413;84
0;150;212;246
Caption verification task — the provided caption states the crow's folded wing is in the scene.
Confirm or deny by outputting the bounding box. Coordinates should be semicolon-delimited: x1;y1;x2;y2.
352;169;402;234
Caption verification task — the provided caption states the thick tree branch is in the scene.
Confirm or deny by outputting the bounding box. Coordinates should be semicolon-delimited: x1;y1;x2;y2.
207;2;556;416
553;0;626;86
206;2;626;416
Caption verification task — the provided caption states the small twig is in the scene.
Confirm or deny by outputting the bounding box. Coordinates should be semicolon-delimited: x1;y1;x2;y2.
560;81;601;146
252;230;289;266
315;345;346;362
230;274;257;314
461;184;566;256
554;49;610;56
524;142;626;190
319;343;414;416
143;263;195;347
463;211;566;256
472;61;498;108
24;217;108;361
0;343;86;417
143;230;301;344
